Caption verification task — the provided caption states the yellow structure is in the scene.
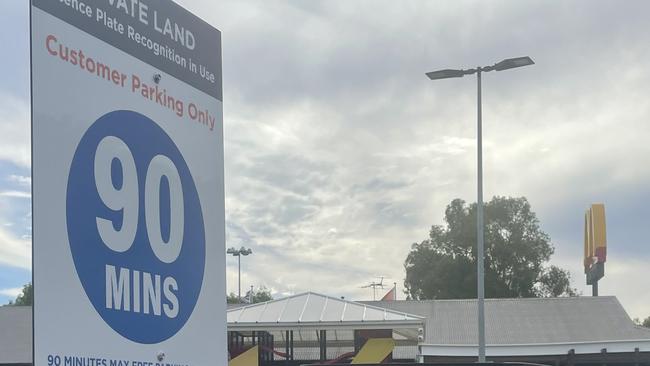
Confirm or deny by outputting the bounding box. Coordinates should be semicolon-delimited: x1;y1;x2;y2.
351;338;396;364
584;203;607;271
229;345;258;366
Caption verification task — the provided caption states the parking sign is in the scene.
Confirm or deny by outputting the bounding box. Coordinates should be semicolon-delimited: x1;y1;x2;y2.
31;1;226;365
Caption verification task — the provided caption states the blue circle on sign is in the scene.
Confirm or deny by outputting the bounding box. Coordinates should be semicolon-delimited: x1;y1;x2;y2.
67;110;205;344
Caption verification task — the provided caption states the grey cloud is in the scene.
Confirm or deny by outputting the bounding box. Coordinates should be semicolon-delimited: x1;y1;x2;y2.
171;2;650;318
4;0;649;316
352;178;412;194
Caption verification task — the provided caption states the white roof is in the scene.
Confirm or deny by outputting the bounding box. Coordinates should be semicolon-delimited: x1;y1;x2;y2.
227;292;424;331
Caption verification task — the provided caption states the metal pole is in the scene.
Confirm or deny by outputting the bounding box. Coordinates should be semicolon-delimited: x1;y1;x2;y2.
290;331;294;360
477;68;486;363
238;254;241;302
285;330;290;366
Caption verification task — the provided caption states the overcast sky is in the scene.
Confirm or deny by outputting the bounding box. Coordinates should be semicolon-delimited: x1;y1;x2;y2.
1;0;649;319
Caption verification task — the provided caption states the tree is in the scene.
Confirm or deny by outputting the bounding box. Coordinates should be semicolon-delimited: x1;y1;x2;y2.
226;286;273;304
7;282;33;306
404;197;577;300
536;266;577;297
634;316;650;328
246;286;273;303
226;293;240;304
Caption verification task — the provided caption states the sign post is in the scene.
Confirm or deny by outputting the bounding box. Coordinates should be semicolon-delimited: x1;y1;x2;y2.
31;1;226;365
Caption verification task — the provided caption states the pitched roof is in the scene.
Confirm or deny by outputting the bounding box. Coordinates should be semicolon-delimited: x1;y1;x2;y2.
227;292;424;330
363;296;650;345
0;305;32;364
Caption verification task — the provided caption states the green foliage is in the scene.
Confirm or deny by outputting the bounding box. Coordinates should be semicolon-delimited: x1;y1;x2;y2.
246;286;273;303
226;286;273;304
7;282;33;306
536;265;577;297
635;316;650;328
226;292;240;304
404;197;577;299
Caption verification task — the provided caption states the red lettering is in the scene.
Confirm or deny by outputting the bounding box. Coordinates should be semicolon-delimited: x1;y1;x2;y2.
46;35;57;56
78;50;85;70
86;57;96;73
70;50;78;65
188;103;198;120
132;74;141;92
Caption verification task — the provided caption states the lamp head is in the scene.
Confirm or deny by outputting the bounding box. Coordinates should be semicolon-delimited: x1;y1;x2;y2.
425;68;466;80
493;56;534;71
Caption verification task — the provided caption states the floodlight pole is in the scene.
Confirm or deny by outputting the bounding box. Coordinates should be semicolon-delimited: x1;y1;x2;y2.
476;67;486;363
238;254;242;301
227;246;253;303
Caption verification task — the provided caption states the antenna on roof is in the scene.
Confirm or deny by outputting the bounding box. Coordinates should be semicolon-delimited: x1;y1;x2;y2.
360;276;385;300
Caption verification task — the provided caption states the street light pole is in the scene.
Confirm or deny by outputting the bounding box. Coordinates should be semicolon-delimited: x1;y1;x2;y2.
426;56;534;363
226;246;253;303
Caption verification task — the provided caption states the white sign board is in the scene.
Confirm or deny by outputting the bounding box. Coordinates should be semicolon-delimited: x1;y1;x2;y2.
31;1;226;365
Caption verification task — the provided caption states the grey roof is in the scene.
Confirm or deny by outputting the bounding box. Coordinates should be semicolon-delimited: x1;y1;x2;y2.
228;292;424;330
363;296;650;345
2;296;648;362
0;306;32;364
